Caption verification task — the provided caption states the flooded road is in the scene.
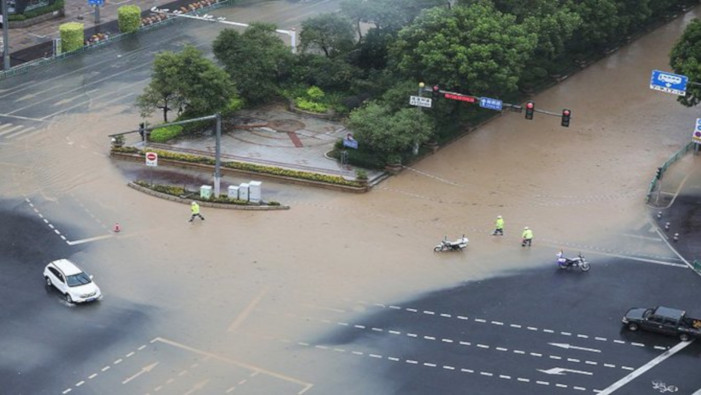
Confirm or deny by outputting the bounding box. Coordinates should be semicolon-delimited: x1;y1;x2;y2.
1;2;700;393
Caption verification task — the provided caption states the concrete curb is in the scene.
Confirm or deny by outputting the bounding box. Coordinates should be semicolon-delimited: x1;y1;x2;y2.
127;182;290;210
112;151;371;193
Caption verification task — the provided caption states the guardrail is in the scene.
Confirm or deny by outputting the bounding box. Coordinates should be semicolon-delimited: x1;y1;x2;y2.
646;141;695;203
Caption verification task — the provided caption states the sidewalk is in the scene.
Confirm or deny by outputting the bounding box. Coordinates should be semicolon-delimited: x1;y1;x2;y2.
2;0;195;68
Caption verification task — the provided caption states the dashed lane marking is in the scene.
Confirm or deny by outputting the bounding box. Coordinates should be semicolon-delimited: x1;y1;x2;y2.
276;335;588;393
260;310;636;371
343;299;668;350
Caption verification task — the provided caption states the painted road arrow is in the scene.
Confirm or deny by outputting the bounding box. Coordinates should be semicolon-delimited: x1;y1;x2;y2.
549;342;601;353
538;367;593;376
122;362;159;384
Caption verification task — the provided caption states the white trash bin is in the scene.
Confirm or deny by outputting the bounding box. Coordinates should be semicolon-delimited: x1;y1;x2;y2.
249;181;262;203
227;185;239;200
239;183;249;201
200;185;212;199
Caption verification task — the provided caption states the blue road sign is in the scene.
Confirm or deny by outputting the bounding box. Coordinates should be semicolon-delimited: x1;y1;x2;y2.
694;118;701;144
650;70;688;96
343;138;358;149
88;0;104;6
479;97;503;111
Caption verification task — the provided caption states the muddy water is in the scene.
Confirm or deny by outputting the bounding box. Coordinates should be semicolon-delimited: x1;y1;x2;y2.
3;5;700;392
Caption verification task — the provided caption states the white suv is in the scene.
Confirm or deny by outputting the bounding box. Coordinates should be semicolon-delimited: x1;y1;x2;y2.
43;259;102;303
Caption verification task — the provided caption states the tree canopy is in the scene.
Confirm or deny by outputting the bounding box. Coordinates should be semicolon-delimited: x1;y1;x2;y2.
213;23;294;105
137;45;235;122
299;13;355;58
670;18;701;107
390;2;537;96
347;101;433;159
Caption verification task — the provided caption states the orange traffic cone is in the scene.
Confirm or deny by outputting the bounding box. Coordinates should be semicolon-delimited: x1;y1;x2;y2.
113;223;121;233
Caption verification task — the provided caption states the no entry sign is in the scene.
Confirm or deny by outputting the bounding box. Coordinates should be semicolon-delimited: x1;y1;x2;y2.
145;152;158;167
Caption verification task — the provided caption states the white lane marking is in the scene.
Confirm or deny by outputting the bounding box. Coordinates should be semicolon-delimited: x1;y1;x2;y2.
0;124;23;136
597;340;694;395
6;126;36;139
536;368;594;376
423;335;435;340
66;234;113;245
549;342;601;353
88;373;97;379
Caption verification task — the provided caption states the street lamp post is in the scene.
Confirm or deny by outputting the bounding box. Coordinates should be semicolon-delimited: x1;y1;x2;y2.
1;0;10;70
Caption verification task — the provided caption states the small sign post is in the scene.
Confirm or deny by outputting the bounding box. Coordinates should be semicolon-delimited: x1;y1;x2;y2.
145;152;158;167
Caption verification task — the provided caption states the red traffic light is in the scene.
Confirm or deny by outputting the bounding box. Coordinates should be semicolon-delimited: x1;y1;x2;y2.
525;101;535;120
561;109;571;127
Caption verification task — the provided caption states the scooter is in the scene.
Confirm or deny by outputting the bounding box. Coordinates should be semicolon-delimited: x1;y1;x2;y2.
434;235;469;252
557;251;590;272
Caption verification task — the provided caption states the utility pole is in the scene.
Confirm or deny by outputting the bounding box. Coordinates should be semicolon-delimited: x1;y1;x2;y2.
1;0;10;70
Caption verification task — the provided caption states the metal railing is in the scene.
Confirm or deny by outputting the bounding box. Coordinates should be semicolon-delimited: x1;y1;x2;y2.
646;141;695;202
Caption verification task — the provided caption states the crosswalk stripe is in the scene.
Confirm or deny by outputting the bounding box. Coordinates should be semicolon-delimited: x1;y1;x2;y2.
0;123;14;131
6;126;36;139
0;124;25;136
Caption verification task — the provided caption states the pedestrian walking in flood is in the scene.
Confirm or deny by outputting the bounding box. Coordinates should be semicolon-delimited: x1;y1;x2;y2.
492;215;504;236
189;201;205;222
521;226;533;247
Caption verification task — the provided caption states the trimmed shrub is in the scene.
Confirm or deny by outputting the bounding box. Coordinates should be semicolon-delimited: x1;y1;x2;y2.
118;5;142;34
59;22;84;52
150;125;183;143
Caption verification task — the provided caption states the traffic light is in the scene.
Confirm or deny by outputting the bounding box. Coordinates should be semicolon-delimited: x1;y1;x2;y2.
525;101;534;120
656;167;663;180
561;109;571;127
432;85;440;100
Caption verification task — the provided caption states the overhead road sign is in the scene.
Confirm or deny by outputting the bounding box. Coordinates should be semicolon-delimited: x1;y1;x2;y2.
409;96;432;108
479;97;503;111
444;93;476;103
650;70;688;96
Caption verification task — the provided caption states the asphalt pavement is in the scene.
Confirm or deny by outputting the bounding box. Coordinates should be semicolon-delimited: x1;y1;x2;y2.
2;0;227;68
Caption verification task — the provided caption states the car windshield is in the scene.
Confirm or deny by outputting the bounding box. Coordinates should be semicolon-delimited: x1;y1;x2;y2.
66;272;92;287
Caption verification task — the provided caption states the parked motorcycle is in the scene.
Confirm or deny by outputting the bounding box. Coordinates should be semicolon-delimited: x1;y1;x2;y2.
434;235;469;252
557;251;590;272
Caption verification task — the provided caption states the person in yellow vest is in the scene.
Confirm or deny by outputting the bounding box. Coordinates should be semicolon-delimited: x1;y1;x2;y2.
189;201;205;222
521;226;533;247
492;215;504;236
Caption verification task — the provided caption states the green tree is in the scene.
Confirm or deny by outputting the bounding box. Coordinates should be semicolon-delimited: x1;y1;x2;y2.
291;54;359;91
390;2;537;96
213;23;294;105
347;101;433;159
568;0;621;54
136;45;236;122
670;18;701;107
299;13;355;58
176;46;237;118
136;51;185;122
